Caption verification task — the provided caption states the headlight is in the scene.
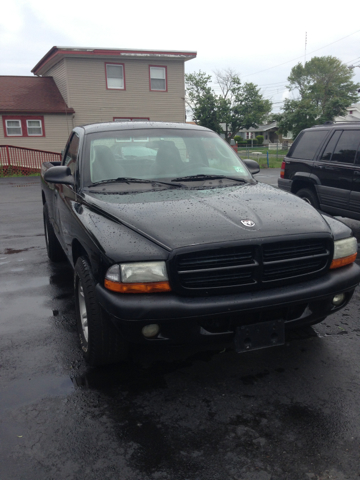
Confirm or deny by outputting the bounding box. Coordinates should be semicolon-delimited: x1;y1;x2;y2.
330;237;358;269
104;261;171;293
121;262;168;283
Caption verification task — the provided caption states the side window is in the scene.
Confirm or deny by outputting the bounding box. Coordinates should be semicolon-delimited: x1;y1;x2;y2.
63;133;80;176
106;63;125;90
288;131;328;160
331;130;360;164
320;131;342;161
5;119;22;136
149;66;167;92
26;119;43;136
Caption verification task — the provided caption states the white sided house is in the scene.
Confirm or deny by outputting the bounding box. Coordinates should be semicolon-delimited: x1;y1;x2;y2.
0;46;197;153
335;102;360;122
237;122;293;145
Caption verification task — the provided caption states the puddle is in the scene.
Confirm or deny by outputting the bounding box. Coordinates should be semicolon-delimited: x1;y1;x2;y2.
0;375;74;413
0;294;51;331
3;247;35;255
1;276;50;294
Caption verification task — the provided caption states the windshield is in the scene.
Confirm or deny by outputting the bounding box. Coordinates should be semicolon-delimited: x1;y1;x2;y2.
82;128;251;187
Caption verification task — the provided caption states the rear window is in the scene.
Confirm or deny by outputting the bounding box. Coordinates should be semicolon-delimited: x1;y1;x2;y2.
288;130;328;160
331;130;360;164
320;130;360;164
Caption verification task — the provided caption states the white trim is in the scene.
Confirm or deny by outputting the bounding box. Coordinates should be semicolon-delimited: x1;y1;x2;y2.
26;119;43;136
106;64;125;90
150;66;166;91
5;119;22;136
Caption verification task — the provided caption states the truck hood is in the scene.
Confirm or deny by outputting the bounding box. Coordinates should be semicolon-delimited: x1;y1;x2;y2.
85;183;333;250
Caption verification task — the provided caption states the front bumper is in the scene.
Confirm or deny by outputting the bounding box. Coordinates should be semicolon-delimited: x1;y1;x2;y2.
96;263;360;345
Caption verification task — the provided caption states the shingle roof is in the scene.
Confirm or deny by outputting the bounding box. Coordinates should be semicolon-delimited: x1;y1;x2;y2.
237;121;277;133
0;76;74;114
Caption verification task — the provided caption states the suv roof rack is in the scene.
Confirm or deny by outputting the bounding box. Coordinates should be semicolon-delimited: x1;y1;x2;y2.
313;122;333;127
333;121;360;125
313;121;360;128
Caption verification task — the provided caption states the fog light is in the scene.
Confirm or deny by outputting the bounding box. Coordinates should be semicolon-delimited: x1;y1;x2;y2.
332;293;345;306
142;324;160;338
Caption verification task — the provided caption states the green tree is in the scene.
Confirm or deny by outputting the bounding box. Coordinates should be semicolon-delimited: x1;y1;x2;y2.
214;69;272;142
275;56;360;138
185;71;222;133
185;69;272;141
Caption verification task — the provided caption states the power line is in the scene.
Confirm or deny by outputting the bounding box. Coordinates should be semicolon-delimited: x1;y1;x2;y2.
345;56;360;65
242;29;360;78
257;80;288;87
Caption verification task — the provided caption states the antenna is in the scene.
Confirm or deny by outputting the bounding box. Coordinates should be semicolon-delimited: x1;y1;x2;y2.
304;32;307;66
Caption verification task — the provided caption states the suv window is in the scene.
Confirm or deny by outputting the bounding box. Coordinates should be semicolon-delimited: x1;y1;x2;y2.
320;131;342;160
288;130;328;160
331;130;360;164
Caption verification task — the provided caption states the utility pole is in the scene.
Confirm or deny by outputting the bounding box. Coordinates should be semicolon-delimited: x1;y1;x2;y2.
304;32;307;66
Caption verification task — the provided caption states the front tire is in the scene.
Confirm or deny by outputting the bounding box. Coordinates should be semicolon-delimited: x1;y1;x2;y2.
296;188;320;210
74;256;128;366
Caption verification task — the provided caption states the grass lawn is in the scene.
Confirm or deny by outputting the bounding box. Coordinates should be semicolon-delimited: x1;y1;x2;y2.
0;168;40;178
237;147;286;168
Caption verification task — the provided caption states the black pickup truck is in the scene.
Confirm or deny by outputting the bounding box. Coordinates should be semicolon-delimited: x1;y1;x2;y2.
41;122;360;366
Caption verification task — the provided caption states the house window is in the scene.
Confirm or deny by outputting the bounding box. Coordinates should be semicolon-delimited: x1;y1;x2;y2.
26;119;42;136
5;120;22;136
149;66;167;92
106;63;125;90
3;116;45;137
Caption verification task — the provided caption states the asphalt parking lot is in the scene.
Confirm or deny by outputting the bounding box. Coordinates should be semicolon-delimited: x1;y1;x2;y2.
1;173;360;480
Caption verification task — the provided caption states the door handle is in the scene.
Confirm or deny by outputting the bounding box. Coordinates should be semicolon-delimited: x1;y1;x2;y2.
354;171;360;176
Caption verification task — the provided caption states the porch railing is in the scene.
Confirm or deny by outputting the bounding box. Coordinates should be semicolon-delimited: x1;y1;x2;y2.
0;145;61;176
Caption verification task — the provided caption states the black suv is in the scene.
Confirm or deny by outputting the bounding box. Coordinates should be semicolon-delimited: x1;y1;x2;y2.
278;122;360;220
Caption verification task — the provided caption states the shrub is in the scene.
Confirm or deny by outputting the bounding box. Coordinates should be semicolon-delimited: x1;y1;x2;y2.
234;135;242;144
256;135;264;145
247;138;258;145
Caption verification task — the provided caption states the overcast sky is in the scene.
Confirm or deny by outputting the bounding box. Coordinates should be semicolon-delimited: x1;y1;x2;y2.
1;0;359;113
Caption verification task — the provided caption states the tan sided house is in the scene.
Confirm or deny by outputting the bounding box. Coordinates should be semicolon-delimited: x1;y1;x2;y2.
0;76;74;152
0;46;197;153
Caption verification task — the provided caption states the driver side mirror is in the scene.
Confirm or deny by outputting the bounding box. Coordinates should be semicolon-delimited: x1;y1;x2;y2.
243;159;260;175
44;166;75;186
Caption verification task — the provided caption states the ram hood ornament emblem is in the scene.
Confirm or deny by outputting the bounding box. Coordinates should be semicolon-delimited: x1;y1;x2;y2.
241;219;256;227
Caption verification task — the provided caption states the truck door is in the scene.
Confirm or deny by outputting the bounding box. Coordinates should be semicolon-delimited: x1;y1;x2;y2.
55;133;80;256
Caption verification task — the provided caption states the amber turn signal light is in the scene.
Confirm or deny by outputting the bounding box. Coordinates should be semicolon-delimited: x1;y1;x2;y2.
330;253;357;270
104;279;171;293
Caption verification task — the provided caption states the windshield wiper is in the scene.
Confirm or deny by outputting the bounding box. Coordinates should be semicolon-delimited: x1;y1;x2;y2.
88;177;183;188
171;174;247;183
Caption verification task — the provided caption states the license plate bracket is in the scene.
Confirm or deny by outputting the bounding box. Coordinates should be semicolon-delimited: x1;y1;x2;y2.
234;319;285;353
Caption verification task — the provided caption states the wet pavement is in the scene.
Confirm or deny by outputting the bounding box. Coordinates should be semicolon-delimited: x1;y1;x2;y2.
1;175;360;480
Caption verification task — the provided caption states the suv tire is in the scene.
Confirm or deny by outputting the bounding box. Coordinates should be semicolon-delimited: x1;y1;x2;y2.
296;188;320;210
